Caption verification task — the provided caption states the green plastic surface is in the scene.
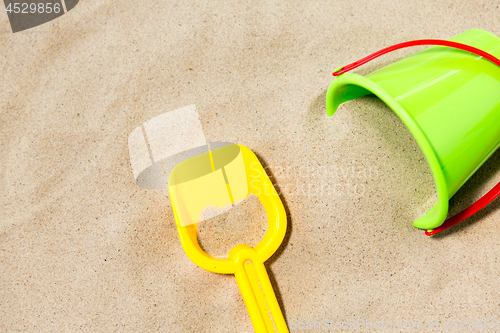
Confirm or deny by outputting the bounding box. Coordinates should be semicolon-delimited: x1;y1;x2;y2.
326;29;500;230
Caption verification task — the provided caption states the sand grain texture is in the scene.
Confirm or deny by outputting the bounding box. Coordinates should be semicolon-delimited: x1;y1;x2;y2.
2;1;500;332
197;193;268;257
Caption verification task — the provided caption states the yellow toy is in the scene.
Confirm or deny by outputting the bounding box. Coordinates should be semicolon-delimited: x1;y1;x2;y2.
169;144;289;333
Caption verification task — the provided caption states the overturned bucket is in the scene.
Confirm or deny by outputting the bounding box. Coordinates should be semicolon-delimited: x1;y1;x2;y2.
326;29;500;230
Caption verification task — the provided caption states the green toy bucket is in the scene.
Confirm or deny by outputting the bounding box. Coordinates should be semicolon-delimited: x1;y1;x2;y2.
326;29;500;230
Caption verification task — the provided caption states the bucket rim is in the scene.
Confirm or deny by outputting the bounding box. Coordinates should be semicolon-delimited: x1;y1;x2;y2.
326;73;449;230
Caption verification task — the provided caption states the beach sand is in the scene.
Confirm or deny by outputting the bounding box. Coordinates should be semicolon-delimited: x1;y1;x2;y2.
2;1;500;331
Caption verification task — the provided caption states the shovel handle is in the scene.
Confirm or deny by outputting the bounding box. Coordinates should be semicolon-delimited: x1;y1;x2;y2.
230;245;288;333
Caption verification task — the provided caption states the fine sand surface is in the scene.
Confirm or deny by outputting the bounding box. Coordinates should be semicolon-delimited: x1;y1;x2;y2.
197;194;268;258
2;1;500;332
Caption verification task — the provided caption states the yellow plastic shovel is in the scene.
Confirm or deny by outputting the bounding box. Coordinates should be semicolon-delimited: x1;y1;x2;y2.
169;144;288;333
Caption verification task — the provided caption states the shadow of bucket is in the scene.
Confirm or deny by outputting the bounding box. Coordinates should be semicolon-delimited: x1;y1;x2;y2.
326;29;500;230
